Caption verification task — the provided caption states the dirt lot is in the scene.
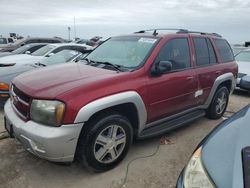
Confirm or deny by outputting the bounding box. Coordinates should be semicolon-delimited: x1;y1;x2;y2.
0;91;249;188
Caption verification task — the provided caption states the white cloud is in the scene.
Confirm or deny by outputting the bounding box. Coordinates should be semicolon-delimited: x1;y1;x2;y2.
0;0;250;43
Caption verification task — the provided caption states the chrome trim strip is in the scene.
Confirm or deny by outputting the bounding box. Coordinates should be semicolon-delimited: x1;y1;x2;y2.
11;87;29;106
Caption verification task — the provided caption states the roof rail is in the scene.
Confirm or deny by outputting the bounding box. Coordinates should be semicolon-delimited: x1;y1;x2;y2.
134;28;222;37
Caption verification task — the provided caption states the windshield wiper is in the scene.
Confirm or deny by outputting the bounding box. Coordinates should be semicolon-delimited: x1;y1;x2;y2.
94;61;124;72
35;62;47;67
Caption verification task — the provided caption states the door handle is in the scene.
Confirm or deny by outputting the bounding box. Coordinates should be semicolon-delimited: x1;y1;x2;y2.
186;76;194;80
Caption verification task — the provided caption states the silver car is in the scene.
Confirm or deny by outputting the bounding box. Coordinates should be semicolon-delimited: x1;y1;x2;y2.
235;49;250;92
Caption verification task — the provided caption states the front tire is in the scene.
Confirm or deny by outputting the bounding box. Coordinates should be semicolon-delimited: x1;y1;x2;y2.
206;86;229;119
76;113;133;172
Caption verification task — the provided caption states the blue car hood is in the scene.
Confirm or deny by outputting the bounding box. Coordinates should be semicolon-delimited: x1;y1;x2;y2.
202;105;250;188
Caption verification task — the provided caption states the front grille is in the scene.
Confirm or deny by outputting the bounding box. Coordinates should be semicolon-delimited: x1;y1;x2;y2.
238;73;247;79
11;85;31;120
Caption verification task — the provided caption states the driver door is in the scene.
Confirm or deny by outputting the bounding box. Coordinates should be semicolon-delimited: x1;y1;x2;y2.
146;37;199;123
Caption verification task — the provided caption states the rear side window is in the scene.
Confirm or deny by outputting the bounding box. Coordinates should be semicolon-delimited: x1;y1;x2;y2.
214;39;234;63
193;38;217;66
156;38;191;71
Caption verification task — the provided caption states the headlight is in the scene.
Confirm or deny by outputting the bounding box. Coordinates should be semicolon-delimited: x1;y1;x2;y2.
30;100;65;127
0;82;9;91
183;147;215;188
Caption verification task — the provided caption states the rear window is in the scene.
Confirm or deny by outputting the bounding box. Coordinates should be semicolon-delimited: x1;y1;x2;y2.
193;38;217;66
214;39;234;63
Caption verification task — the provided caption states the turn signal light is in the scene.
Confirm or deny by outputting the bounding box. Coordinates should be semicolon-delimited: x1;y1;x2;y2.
0;83;9;91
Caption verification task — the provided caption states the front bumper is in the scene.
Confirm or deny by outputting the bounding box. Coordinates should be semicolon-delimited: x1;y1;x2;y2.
4;100;84;162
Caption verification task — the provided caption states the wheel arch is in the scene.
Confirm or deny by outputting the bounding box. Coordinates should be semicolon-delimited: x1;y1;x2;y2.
74;91;147;135
204;72;236;107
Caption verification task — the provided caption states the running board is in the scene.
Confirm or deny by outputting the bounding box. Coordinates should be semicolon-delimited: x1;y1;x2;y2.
138;110;206;139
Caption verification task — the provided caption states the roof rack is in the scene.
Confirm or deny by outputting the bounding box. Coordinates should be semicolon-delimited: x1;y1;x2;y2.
134;28;222;38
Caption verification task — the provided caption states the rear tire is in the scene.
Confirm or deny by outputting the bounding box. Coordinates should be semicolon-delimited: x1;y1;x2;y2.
76;113;133;172
206;86;229;119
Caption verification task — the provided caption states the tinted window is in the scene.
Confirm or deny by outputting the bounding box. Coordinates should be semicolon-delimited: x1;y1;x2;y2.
214;39;234;63
0;38;7;44
193;38;217;66
207;39;217;64
29;45;46;53
155;38;191;71
8;38;14;43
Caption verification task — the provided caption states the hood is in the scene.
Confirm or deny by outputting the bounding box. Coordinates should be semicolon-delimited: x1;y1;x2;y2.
0;52;12;57
202;105;250;188
0;54;45;66
0;64;37;85
237;61;250;75
13;63;119;98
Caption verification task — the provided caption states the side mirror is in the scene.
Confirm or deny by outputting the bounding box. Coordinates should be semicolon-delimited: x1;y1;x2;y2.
25;51;31;54
48;53;54;57
151;61;172;76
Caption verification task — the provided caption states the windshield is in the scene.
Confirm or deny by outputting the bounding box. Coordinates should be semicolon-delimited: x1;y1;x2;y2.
235;51;250;62
32;44;55;56
86;36;158;69
12;45;31;54
0;38;7;44
41;50;81;65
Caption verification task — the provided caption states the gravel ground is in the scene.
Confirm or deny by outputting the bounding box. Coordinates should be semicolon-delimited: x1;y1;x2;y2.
0;91;249;188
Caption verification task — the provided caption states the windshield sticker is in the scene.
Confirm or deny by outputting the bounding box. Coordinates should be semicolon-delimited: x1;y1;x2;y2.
138;38;157;44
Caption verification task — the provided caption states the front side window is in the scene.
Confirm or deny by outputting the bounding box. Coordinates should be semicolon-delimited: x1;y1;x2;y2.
87;36;159;69
155;38;191;71
0;38;7;44
8;38;14;43
32;44;56;56
214;39;234;63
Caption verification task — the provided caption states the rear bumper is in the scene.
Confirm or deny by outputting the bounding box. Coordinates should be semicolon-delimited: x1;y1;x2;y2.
4;100;84;162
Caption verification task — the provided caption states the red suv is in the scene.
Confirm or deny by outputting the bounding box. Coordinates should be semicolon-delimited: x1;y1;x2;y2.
4;29;237;172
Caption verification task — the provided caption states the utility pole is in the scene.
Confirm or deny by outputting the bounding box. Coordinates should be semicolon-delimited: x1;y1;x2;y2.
74;16;76;41
68;26;71;41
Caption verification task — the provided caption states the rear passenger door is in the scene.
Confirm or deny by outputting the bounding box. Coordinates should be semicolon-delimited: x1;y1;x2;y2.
192;37;221;105
147;37;199;122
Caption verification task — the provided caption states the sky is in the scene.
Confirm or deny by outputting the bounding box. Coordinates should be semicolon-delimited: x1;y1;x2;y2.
0;0;250;44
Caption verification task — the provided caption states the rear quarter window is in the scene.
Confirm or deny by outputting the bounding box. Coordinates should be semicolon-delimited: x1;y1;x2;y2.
214;39;234;63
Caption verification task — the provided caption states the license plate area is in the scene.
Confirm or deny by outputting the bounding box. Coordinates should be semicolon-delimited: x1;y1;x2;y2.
4;117;14;138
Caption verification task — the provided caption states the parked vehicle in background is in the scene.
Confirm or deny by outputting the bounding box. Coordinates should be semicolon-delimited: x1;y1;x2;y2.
4;29;237;172
0;37;65;52
235;49;250;92
0;43;47;58
75;36;104;47
0;43;92;67
232;46;249;56
0;47;92;105
177;104;250;188
0;37;15;47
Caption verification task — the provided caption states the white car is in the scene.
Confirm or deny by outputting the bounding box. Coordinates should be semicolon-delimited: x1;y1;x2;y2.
0;37;15;47
235;49;250;92
0;43;93;67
